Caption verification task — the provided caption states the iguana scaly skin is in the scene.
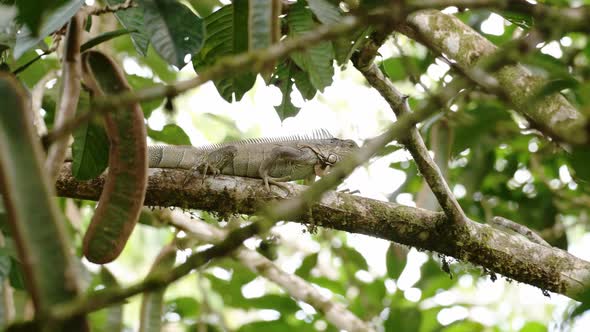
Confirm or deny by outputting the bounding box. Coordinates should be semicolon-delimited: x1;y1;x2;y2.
148;130;359;191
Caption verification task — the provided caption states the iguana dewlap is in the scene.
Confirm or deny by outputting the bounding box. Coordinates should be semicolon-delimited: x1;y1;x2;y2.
148;130;359;190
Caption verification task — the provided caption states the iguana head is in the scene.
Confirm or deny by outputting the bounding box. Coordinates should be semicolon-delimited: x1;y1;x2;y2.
306;138;360;175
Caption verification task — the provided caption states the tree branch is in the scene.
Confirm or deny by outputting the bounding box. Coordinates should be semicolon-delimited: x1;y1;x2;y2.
407;0;590;34
55;163;590;301
353;55;466;224
401;9;588;145
44;13;83;182
48;218;264;321
161;210;376;332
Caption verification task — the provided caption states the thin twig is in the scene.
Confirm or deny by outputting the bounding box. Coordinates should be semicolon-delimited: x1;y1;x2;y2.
491;216;551;247
30;71;57;136
163;210;376;332
353;47;467;224
44;13;83;182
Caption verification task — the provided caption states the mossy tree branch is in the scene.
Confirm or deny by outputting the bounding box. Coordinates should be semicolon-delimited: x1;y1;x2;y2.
55;163;590;301
401;9;589;145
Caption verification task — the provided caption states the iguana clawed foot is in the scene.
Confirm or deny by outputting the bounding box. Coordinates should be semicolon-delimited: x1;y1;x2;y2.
182;146;237;186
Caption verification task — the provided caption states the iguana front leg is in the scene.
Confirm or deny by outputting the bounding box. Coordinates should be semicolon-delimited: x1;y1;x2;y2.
183;146;237;185
258;146;316;192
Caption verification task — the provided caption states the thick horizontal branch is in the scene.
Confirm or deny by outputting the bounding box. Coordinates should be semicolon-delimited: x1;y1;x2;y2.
402;10;588;145
407;0;590;34
56;164;590;301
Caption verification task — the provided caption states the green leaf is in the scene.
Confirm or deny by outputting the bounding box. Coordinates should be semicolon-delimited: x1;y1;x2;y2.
80;28;134;53
332;26;372;65
142;0;205;68
380;55;430;82
147;124;191;145
385;305;422;332
569;146;590;182
14;0;84;59
247;294;298;312
15;0;68;36
295;252;318;278
307;0;341;24
519;321;547;332
442;320;485;332
336;246;368;271
126;74;165;117
0;73;84;325
271;60;301;120
287;0;334;91
166;296;200;319
193;4;256;101
248;0;279;50
71;91;109;180
293;65;316;100
386;243;408;279
8;257;25;290
451;102;516;155
106;0;150;56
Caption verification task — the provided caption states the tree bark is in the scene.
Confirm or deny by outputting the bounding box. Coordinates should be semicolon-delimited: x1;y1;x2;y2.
55;164;590;301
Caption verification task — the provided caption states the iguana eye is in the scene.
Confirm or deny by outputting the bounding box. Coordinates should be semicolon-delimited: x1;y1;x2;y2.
327;154;338;164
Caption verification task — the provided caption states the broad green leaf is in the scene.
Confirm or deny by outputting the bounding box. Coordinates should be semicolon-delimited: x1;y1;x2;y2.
248;0;279;50
147;124;191;145
15;0;68;36
380;55;430;82
386;243;408;279
14;0;84;59
308;0;341;24
287;0;334;91
187;0;222;16
271;60;301;120
193;4;256;101
293;64;316;100
0;73;85;327
442;320;485;332
106;0;150;56
71;91;109;180
248;0;281;81
142;0;205;68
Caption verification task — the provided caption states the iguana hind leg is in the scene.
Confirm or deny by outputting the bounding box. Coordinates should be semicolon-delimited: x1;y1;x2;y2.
183;146;237;185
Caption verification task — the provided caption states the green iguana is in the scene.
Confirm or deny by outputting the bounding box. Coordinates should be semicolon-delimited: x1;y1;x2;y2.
148;129;359;191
